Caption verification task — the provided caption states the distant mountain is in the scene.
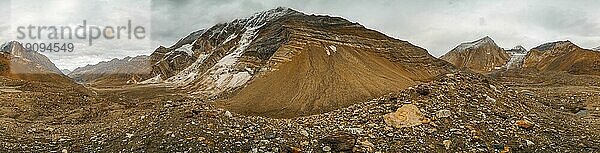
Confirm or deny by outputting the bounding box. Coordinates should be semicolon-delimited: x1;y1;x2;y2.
440;36;510;72
60;69;72;75
142;7;454;117
593;46;600;51
504;45;528;70
1;41;62;75
68;55;152;86
0;41;81;87
505;45;527;54
524;41;600;76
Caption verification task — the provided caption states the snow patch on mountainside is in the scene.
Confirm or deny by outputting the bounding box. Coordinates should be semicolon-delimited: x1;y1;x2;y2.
223;33;239;44
143;7;300;95
454;36;495;51
164;53;210;85
194;24;263;93
505;53;526;70
140;74;162;84
326;45;337;56
174;44;195;56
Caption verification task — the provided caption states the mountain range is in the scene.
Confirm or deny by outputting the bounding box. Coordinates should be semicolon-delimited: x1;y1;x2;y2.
68;55;152;86
2;7;600;152
59;8;600;117
441;36;600;75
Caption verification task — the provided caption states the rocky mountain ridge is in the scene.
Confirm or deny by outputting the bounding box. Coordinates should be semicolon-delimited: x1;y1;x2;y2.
523;41;600;76
68;55;152;86
440;36;511;72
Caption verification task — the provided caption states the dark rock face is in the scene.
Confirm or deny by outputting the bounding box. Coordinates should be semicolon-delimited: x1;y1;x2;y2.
440;36;511;72
523;41;600;76
147;30;205;81
148;46;197;81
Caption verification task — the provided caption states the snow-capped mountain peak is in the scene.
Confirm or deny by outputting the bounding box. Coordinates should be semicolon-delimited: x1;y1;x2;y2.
454;36;497;51
513;45;526;51
441;36;510;72
505;45;527;54
532;40;577;51
1;41;21;53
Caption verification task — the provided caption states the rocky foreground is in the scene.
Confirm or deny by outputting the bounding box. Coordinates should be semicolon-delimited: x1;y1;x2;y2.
1;71;599;152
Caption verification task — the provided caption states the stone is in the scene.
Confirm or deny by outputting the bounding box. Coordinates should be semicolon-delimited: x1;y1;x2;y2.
501;146;511;153
384;104;429;128
265;132;277;139
354;139;375;152
320;133;355;152
485;95;496;103
289;146;302;153
300;130;309;137
492;144;504;150
515;120;534;129
421;117;431;124
323;146;332;152
224;111;233;118
576;109;589;116
443;140;452;149
525;139;534;146
415;85;431;96
435;109;451;118
490;84;499;93
345;128;363;135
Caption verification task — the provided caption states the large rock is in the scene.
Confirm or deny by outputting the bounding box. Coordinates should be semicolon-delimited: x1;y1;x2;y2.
383;104;429;128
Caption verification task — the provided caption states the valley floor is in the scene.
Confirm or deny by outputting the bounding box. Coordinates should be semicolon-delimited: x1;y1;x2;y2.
1;71;600;152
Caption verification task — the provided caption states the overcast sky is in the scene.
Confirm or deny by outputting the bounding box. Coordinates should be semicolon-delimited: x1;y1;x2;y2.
1;0;599;70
